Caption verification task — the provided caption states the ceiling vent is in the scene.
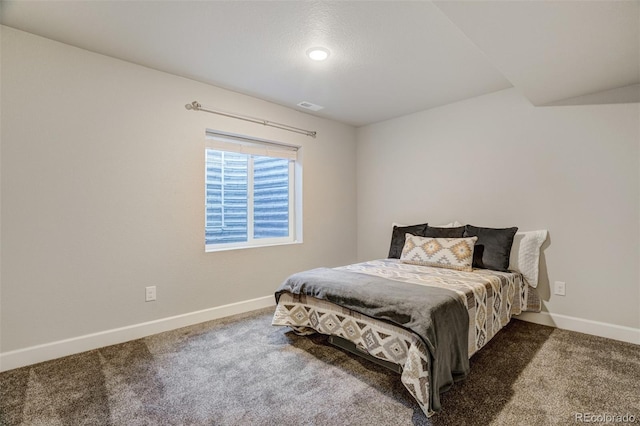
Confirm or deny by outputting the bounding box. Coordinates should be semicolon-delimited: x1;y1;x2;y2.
297;101;324;111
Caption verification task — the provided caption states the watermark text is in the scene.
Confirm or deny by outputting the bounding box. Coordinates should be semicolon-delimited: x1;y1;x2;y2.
575;412;637;424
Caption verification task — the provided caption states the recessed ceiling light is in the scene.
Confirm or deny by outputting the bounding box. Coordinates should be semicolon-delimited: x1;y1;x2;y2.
306;47;330;61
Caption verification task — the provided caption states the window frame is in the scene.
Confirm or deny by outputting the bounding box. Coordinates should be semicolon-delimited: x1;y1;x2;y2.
204;130;302;252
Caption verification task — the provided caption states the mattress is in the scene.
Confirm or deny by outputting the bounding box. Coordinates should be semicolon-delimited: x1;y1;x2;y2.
272;259;541;417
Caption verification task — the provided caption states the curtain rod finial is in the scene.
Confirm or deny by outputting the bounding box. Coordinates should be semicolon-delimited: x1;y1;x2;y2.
185;101;201;110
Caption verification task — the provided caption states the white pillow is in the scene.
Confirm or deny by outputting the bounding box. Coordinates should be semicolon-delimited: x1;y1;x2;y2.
434;221;463;228
392;221;463;228
508;230;548;288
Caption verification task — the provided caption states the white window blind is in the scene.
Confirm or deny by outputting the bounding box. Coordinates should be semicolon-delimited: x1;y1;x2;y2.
205;131;298;160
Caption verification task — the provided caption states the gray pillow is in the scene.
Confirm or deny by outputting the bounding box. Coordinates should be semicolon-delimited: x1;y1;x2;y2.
388;223;428;259
423;225;465;238
463;225;518;271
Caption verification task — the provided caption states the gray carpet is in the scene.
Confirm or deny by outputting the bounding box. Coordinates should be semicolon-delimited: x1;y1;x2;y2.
1;307;639;425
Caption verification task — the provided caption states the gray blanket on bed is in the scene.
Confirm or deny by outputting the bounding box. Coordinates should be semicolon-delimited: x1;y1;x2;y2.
275;267;470;412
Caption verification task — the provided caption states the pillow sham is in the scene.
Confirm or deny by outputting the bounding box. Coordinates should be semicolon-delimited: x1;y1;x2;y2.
463;225;518;272
509;230;548;288
437;221;463;228
394;221;463;228
400;234;477;272
388;223;428;259
423;225;465;238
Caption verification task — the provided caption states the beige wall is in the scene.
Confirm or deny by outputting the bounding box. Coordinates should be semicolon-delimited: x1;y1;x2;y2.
2;25;638;357
0;27;357;352
357;88;640;329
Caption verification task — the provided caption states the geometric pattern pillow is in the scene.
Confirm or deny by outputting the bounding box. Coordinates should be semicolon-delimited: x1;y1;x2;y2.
400;234;478;272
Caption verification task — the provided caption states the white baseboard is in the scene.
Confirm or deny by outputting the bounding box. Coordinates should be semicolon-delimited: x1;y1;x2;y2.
0;295;275;372
3;299;636;373
516;311;640;345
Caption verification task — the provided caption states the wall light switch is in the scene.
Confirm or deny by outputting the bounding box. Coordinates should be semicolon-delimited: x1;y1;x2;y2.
145;286;156;302
554;281;566;296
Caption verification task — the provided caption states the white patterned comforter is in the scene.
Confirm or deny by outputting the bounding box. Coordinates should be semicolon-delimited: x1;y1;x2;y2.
272;259;541;417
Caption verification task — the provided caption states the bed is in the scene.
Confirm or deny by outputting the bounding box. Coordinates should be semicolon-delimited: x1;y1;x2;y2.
272;223;547;417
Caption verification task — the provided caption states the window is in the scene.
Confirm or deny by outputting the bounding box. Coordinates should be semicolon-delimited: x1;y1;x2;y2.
205;131;301;251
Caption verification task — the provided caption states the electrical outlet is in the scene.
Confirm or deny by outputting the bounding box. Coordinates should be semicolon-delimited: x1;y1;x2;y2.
145;286;156;302
554;281;566;296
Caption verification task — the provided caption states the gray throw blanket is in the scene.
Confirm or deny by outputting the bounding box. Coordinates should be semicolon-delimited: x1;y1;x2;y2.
275;267;470;412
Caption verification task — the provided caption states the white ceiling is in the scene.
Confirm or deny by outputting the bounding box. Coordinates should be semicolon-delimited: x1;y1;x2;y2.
435;0;640;107
1;1;638;126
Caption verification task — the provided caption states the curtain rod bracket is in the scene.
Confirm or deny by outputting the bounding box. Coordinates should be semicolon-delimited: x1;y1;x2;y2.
185;100;316;138
185;101;201;111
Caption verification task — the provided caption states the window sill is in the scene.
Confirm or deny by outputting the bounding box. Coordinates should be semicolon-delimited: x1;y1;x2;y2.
205;239;303;253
